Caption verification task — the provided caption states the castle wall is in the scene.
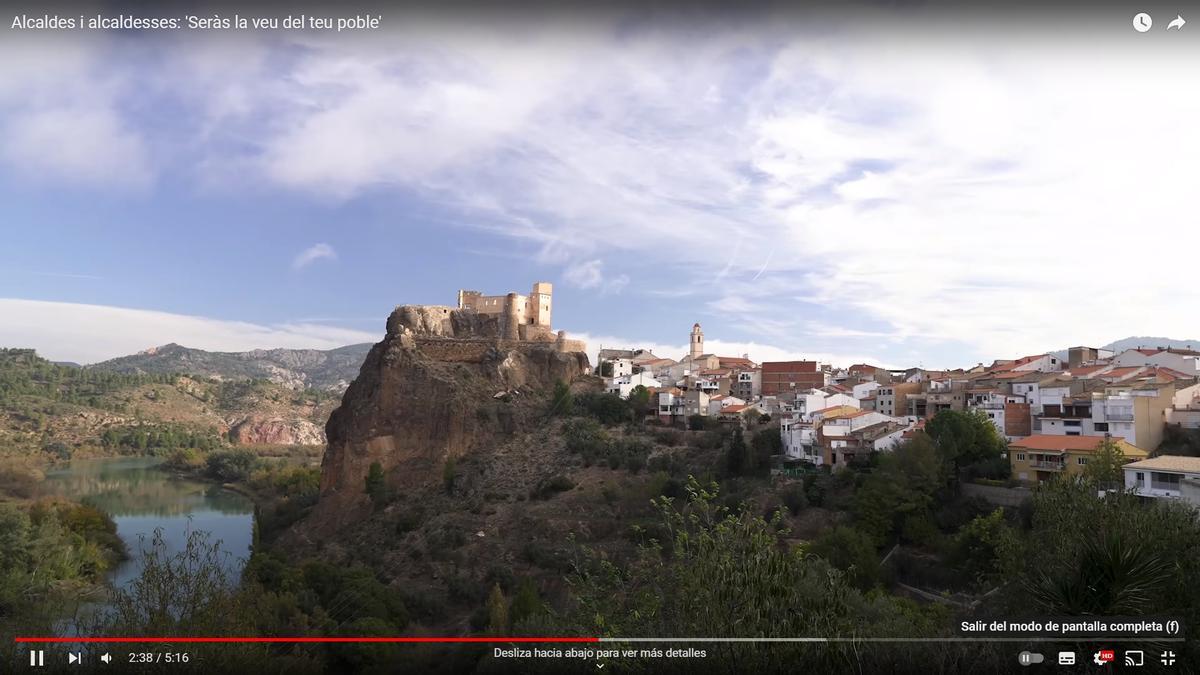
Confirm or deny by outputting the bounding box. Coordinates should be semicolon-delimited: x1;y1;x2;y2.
457;282;552;330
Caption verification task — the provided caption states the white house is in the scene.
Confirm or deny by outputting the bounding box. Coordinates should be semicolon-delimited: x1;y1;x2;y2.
1111;347;1200;376
1167;382;1200;429
607;371;661;398
781;417;820;464
602;357;634;378
1123;456;1200;506
657;388;685;423
707;394;747;416
794;391;860;421
852;381;882;400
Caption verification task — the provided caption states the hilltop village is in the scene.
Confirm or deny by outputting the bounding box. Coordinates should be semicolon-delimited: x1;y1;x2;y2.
599;324;1200;501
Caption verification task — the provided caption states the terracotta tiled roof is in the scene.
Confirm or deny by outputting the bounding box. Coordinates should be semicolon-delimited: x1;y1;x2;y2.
1011;434;1146;456
1098;367;1143;380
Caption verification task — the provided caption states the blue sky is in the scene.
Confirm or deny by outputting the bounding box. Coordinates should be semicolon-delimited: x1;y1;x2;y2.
2;6;1199;366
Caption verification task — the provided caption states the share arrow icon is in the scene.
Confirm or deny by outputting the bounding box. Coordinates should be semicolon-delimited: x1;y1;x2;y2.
1168;15;1186;30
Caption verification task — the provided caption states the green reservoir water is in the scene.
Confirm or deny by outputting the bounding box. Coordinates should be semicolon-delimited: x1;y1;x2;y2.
37;457;255;589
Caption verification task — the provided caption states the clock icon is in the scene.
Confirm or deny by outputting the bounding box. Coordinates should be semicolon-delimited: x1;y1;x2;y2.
1134;12;1153;32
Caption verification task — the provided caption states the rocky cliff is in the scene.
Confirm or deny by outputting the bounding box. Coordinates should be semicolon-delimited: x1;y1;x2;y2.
227;415;326;446
309;305;589;529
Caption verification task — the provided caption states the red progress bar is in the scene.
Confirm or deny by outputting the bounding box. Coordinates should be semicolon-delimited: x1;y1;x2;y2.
15;637;600;644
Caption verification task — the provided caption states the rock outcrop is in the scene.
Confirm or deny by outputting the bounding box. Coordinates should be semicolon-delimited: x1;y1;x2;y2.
309;305;589;530
227;415;326;446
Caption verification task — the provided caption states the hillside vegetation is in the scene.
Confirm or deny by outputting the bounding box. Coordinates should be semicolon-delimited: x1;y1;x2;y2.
0;348;338;458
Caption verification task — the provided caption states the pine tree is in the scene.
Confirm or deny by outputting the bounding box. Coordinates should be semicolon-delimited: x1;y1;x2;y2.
486;582;509;635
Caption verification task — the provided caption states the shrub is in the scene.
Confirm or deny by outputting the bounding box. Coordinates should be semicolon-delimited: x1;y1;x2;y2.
532;474;575;500
365;462;387;509
781;483;808;515
163;448;203;472
576;392;630;425
808;525;881;590
442;456;458;494
395;508;424;534
562;418;607;458
205;449;259;482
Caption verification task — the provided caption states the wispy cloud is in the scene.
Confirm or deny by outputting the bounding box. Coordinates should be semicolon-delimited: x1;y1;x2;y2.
563;259;629;295
0;299;379;365
7;15;1200;364
292;243;337;270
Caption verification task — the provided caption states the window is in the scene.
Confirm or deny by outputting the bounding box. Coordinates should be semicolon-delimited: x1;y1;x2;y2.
1135;472;1144;484
1077;456;1089;465
1016;453;1026;461
1094;422;1109;432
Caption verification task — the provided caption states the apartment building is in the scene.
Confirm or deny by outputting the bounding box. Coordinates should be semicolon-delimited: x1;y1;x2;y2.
1123;455;1200;506
1010;435;1147;484
761;361;823;396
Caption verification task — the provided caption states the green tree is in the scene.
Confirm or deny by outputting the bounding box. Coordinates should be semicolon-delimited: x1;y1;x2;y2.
365;461;387;508
750;428;782;475
0;504;31;572
628;385;652;423
853;434;946;545
442;456;458;494
952;509;1017;587
925;410;1007;473
205;449;258;482
486;582;509;635
1083;437;1126;487
1006;478;1196;623
724;428;748;476
508;578;545;629
808;525;881;590
548;380;573;417
544;478;956;673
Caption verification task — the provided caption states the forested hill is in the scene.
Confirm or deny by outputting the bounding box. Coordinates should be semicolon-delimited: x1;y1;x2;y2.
0;348;339;457
89;342;373;393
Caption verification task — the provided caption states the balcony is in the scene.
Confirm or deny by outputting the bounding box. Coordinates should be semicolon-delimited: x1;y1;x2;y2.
1031;461;1065;471
971;402;1005;410
1105;411;1134;421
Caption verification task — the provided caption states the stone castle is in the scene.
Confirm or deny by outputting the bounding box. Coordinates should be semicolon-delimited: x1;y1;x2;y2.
384;281;586;355
457;281;554;341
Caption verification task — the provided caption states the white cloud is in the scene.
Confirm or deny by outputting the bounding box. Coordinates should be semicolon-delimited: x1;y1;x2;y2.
563;259;629;295
0;32;153;188
571;333;896;371
563;259;604;289
0;299;379;365
292;243;337;270
3;107;152;188
7;14;1200;364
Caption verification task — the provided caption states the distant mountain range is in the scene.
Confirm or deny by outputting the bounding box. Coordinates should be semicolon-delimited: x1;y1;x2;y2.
1048;336;1200;363
89;342;374;393
1098;336;1200;353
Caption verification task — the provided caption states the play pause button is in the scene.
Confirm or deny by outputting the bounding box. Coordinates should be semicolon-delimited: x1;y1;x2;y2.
29;649;45;666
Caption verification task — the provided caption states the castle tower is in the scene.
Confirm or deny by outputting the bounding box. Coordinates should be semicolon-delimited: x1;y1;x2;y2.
690;323;704;361
529;281;552;328
502;293;521;341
